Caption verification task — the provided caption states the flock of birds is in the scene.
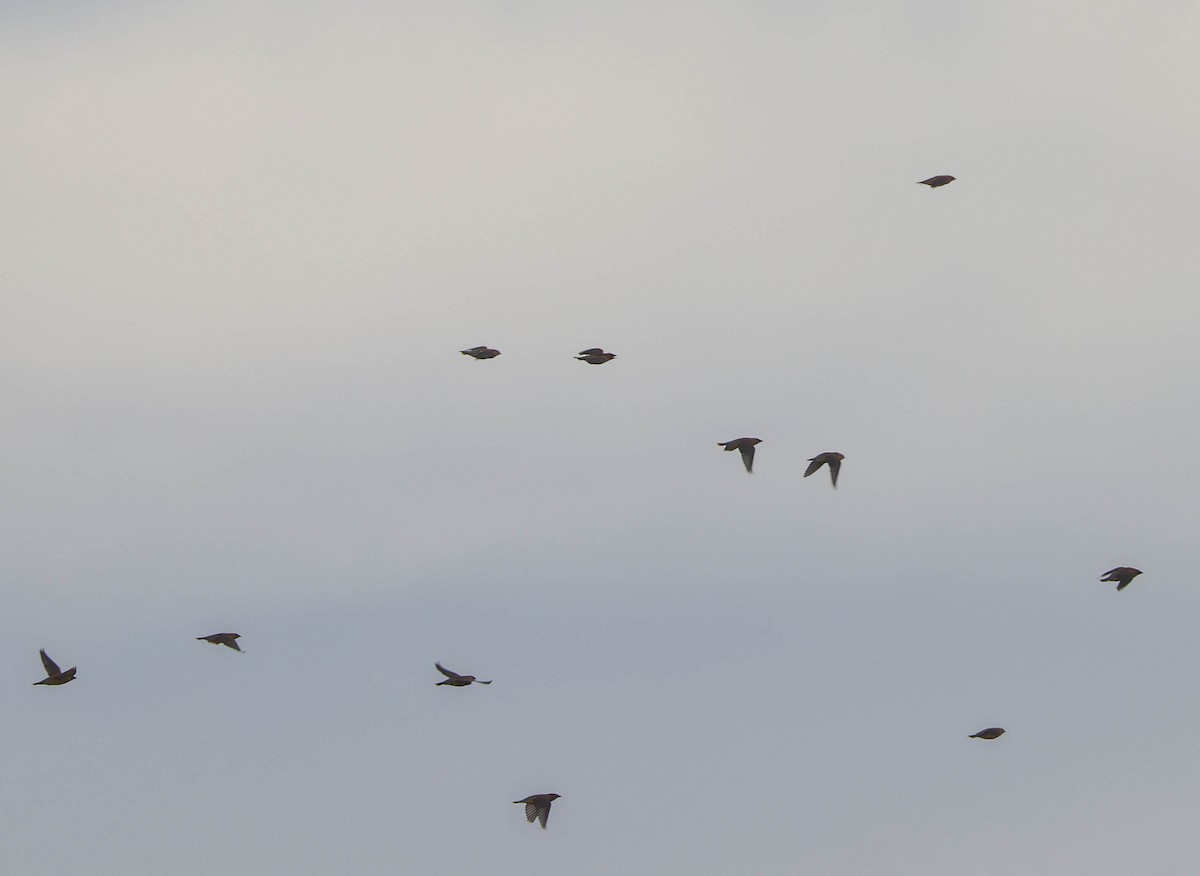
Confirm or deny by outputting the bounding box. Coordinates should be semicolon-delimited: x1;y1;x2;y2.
33;635;565;827
451;174;1151;825
31;174;1146;834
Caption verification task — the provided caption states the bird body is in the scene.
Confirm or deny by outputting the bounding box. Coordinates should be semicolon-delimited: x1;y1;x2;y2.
435;662;491;686
34;649;76;685
719;437;762;473
461;346;501;359
576;351;616;364
918;175;955;187
969;727;1005;739
1100;567;1143;591
198;633;242;651
514;794;561;829
804;451;845;488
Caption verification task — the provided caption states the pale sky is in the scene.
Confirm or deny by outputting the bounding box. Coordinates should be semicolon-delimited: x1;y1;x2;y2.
4;2;1200;874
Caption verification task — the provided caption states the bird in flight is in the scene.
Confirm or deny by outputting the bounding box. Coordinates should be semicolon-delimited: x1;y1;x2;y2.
461;346;501;359
969;727;1005;740
804;452;845;488
718;437;762;473
576;348;616;364
514;793;561;829
1100;567;1143;591
435;662;492;686
917;175;955;188
197;633;243;651
34;649;77;686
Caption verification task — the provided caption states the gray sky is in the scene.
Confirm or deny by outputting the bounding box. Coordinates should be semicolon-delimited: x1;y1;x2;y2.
4;1;1200;873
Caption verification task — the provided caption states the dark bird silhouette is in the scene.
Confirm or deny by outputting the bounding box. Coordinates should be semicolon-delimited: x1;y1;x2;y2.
804;452;845;488
461;346;501;359
514;794;561;829
435;662;492;686
1100;567;1143;591
576;350;616;364
197;633;242;651
719;437;762;473
918;175;955;188
34;649;76;685
969;727;1005;740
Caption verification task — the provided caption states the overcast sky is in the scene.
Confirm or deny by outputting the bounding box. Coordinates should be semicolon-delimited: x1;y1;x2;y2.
4;1;1200;873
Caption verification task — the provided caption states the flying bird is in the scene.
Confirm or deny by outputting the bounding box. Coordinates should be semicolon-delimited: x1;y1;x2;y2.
576;349;616;364
1100;567;1143;591
34;649;77;686
435;662;492;686
804;452;845;488
718;437;762;473
197;633;243;651
514;794;561;829
461;346;501;359
969;727;1005;740
918;175;955;188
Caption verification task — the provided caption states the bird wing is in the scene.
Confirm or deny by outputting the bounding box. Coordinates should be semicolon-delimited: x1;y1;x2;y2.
579;348;604;355
40;649;61;676
1116;578;1132;591
435;663;463;681
537;801;551;828
224;638;242;651
476;679;492;684
803;458;824;478
524;802;540;824
739;443;755;473
828;457;841;488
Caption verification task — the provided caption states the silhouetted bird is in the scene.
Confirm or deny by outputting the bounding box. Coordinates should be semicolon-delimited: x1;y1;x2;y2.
461;346;501;359
918;175;955;188
435;662;492;686
718;437;762;473
34;649;76;686
576;350;616;364
969;727;1005;739
804;452;845;488
198;633;242;651
514;794;561;829
1100;567;1143;591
